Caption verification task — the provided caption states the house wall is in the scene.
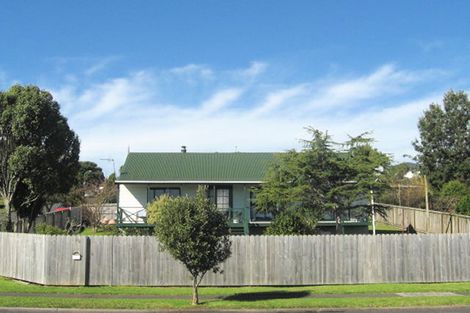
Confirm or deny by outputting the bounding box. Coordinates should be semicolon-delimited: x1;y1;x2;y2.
118;183;256;222
119;184;148;221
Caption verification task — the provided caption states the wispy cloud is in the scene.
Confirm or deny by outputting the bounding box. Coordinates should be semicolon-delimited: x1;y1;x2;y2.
249;85;306;117
168;64;214;81
48;62;450;174
305;64;440;111
200;88;243;114
417;39;444;53
84;56;120;76
236;61;268;79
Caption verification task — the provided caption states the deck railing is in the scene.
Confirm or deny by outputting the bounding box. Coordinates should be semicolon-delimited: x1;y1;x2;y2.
117;206;251;233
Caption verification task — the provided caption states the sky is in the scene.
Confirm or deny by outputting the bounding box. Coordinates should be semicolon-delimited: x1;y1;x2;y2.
1;1;470;175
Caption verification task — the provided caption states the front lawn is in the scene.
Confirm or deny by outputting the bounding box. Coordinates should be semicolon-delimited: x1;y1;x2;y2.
369;222;403;234
1;276;470;309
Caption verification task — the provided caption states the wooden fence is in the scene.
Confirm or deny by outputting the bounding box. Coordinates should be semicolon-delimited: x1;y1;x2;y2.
377;203;470;234
1;232;470;286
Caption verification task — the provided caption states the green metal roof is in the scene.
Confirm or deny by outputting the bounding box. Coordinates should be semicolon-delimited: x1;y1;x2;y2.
117;152;278;183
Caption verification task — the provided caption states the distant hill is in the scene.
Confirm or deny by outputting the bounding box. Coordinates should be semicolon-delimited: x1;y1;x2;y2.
389;162;419;179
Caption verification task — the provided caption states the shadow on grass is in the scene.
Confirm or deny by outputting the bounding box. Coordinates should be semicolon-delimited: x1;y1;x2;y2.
223;291;310;302
371;229;403;234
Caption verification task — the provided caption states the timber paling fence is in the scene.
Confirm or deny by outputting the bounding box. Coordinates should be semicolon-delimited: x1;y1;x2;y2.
377;203;470;234
1;233;470;286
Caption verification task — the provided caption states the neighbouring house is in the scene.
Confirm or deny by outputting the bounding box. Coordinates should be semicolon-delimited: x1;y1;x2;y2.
116;148;369;234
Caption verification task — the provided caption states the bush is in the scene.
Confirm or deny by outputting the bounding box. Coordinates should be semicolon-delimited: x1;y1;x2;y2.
266;209;317;235
35;224;67;235
437;180;470;212
457;195;470;215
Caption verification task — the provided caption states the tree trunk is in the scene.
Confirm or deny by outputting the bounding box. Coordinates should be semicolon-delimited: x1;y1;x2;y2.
192;276;199;305
335;209;341;234
4;198;13;232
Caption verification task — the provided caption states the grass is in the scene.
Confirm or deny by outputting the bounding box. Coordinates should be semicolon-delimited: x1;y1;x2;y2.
369;222;403;234
1;276;470;309
0;295;469;309
79;227;119;236
3;276;470;296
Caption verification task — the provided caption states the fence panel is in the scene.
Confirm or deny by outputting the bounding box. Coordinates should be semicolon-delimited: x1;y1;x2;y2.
377;204;470;234
1;233;470;286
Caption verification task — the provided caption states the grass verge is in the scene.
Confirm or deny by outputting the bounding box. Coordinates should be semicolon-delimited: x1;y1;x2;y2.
0;296;469;309
2;276;470;296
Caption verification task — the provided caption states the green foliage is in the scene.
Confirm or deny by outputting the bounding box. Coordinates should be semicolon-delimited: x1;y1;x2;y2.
153;186;231;305
256;128;390;234
440;180;468;198
457;196;470;215
413;90;470;189
437;180;470;214
118;227;154;236
266;209;317;235
49;161;107;208
0;85;80;230
35;224;67;235
80;225;121;236
146;194;171;225
78;161;105;186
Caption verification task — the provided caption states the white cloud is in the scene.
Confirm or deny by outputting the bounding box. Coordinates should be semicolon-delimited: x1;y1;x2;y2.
306;64;439;111
56;71;155;122
200;88;243;114
169;64;214;80
84;56;119;76
249;85;307;117
237;61;268;78
45;62;449;175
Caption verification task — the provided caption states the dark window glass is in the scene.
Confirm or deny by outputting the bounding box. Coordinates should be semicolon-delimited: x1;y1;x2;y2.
150;188;181;200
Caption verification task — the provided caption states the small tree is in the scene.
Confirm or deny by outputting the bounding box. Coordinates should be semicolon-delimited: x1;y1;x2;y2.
150;186;231;305
81;179;117;232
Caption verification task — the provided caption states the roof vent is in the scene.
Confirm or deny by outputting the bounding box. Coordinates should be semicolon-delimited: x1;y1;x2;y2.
181;146;187;153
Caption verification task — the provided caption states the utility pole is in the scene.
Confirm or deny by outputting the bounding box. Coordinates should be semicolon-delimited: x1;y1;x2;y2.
424;175;430;232
370;189;376;235
100;158;116;177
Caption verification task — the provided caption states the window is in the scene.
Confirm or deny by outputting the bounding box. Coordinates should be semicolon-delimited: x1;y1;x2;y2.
207;185;232;209
149;187;181;201
216;188;230;209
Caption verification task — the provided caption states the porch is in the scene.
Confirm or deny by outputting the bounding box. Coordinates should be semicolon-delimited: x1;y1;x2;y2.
116;206;253;235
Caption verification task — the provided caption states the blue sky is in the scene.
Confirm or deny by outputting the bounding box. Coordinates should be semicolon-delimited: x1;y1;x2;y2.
1;1;470;175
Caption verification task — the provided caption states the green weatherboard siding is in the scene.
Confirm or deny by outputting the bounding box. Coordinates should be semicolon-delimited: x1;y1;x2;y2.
117;152;278;182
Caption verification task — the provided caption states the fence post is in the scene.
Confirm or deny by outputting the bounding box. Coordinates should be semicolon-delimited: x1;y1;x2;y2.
84;236;91;286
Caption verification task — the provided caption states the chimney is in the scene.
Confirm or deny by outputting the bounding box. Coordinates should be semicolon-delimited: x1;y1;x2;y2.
181;145;187;153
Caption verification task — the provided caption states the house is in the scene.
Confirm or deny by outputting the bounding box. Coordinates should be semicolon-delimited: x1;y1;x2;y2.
116;149;369;234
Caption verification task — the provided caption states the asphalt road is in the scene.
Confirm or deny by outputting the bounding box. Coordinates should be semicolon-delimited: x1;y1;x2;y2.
1;307;470;313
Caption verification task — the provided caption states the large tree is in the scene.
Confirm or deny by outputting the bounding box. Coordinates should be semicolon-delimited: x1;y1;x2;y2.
413;90;470;189
0;85;80;231
256;128;390;234
150;186;231;305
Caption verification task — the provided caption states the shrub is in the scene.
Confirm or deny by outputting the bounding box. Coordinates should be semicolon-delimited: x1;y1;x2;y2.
438;180;470;212
266;209;317;235
35;224;67;235
457;195;470;215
